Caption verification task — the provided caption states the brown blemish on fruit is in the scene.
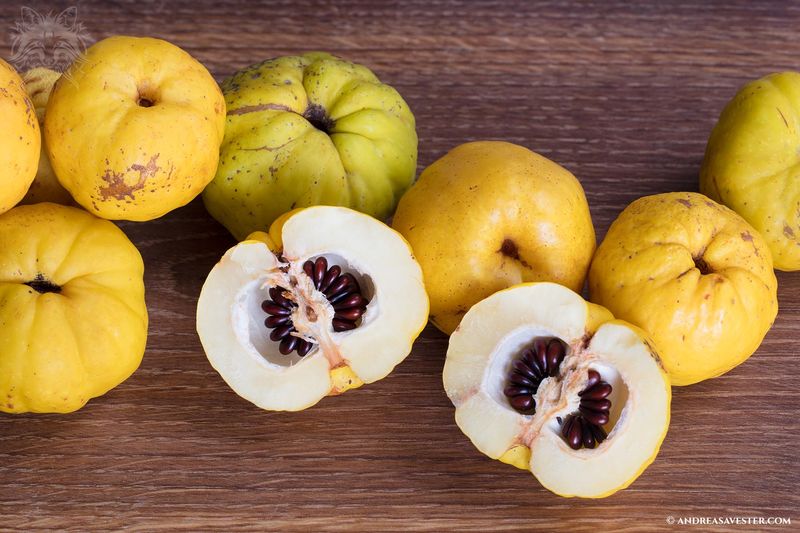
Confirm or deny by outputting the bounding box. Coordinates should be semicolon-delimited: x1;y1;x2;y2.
677;198;692;208
243;139;294;152
741;231;760;256
784;224;796;239
228;103;293;115
99;154;161;201
499;238;533;269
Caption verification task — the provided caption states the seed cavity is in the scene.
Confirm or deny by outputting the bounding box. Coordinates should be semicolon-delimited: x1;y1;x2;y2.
261;257;369;357
561;369;613;450
503;337;567;415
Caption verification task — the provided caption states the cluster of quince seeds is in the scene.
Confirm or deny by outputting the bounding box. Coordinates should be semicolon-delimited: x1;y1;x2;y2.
561;370;613;450
503;338;567;414
504;339;614;450
261;257;369;356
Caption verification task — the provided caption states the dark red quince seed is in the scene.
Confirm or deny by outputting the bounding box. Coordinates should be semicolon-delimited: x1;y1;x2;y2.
334;307;365;321
504;385;533;397
513;358;539;379
509;395;535;412
268;287;292;307
334;293;368;310
303;260;314;279
581;398;611;412
329;290;357;305
522;353;544;378
279;336;299;355
313;257;327;287
345;274;362;294
325;276;351;298
533;344;548;375
297;340;313;357
581;382;613;400
565;415;583;450
580;370;601;394
319;265;341;292
580;418;597;449
509;373;537;388
270;324;294;341
591;423;608;444
262;302;292;316
332;319;357;332
579;406;609;426
546;340;564;376
265;315;291;328
532;338;548;360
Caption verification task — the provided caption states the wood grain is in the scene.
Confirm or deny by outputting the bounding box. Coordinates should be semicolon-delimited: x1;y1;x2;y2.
1;1;799;531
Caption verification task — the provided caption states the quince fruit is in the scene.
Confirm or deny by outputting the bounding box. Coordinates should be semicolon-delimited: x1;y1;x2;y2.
0;58;39;214
196;206;428;411
45;36;226;221
0;203;148;413
393;141;595;334
203;52;418;240
589;192;778;386
20;67;73;205
700;71;800;270
444;282;671;498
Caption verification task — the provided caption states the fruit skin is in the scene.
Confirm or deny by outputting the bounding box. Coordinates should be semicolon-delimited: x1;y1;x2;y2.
589;192;778;386
392;141;595;334
700;72;800;271
0;58;40;214
45;36;226;221
0;203;148;414
20;68;73;205
203;52;418;241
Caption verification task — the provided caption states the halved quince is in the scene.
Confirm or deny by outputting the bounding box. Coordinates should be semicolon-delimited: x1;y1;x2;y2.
444;282;671;498
197;206;429;411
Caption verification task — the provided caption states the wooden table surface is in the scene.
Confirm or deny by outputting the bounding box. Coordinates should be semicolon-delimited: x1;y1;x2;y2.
1;1;799;531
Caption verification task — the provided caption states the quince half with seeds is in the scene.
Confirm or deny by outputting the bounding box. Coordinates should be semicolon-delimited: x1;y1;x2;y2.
197;206;429;411
444;282;671;498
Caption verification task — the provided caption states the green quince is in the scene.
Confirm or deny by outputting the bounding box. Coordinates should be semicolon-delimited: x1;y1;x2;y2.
203;52;418;240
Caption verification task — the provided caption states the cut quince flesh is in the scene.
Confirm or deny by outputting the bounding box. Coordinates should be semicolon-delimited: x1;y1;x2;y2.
197;206;429;411
444;282;671;498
